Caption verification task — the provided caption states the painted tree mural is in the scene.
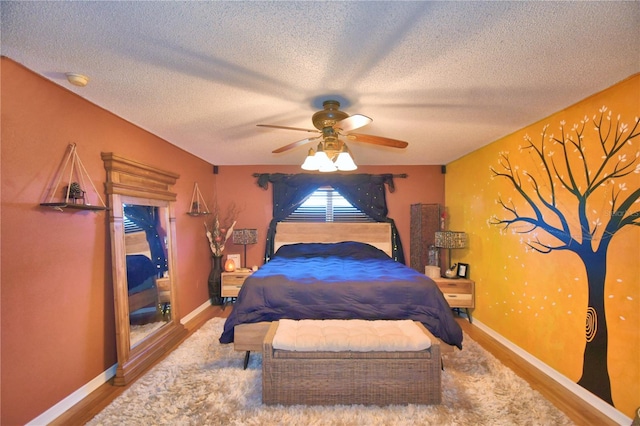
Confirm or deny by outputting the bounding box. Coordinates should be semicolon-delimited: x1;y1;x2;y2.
489;106;639;404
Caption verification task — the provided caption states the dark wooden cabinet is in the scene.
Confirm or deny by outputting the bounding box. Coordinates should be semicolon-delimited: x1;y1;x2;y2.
410;203;442;273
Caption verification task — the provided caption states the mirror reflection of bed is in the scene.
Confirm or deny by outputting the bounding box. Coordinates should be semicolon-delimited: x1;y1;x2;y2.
124;206;171;348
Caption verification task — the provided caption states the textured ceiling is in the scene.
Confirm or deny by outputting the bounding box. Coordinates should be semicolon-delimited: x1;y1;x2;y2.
2;1;639;167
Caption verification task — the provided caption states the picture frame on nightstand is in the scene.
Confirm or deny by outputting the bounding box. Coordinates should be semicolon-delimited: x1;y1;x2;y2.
457;263;469;278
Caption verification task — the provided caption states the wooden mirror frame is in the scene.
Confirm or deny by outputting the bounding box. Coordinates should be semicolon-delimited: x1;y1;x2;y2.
102;153;187;386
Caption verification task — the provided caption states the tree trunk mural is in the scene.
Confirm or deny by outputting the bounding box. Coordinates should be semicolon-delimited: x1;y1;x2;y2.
578;251;610;403
490;107;639;405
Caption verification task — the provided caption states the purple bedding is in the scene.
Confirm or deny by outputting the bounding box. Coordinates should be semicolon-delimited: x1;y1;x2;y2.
219;241;463;349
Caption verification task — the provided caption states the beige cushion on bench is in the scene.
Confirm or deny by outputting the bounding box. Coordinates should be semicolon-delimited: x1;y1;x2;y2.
272;319;432;352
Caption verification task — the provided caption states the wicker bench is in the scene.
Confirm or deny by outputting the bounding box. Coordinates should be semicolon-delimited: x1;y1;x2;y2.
262;320;441;406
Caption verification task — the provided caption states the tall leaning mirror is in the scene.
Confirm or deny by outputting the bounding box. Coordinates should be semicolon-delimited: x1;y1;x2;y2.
102;153;187;386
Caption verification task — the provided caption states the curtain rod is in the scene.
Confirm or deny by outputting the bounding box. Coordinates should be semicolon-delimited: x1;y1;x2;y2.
252;173;408;178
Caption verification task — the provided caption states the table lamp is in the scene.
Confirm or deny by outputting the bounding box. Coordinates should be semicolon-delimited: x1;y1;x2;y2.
232;229;258;268
434;231;467;269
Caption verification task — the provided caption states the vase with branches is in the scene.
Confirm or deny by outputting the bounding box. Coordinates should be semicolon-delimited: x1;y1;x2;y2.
204;202;240;304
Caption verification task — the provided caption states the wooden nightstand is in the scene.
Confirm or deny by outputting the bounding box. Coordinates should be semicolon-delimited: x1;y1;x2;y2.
156;277;171;304
221;270;253;298
431;277;475;323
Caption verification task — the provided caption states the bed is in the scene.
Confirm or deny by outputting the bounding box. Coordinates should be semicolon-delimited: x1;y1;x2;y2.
126;254;158;313
220;223;463;362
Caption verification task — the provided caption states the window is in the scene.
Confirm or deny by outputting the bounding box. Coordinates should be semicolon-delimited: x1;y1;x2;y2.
285;187;374;222
124;215;144;233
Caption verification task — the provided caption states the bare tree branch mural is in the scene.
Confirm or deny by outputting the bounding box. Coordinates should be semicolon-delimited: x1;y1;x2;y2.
490;106;639;404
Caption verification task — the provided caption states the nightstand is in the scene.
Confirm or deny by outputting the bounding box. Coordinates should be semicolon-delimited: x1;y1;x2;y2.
431;277;475;323
156;277;171;304
221;270;253;299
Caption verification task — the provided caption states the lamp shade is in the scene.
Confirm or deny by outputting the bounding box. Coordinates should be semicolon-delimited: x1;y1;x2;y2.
316;150;337;172
334;151;357;171
232;229;258;245
434;231;466;249
301;148;319;170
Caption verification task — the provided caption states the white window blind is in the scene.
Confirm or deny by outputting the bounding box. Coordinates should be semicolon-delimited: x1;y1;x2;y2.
284;187;374;222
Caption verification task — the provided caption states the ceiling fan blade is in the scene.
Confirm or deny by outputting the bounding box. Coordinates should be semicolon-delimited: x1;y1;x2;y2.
334;114;372;132
272;136;322;153
257;124;319;133
346;133;409;149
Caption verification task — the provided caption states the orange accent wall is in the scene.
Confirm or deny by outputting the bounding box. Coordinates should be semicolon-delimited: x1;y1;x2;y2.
1;57;445;423
444;74;639;417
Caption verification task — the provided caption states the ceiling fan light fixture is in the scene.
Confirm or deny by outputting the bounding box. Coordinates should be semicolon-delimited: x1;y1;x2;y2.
266;100;407;171
300;141;357;172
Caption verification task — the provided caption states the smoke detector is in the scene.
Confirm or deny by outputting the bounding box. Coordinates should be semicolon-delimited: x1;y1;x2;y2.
65;72;89;87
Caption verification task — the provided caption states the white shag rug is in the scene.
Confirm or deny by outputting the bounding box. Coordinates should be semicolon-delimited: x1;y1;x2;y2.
88;318;573;426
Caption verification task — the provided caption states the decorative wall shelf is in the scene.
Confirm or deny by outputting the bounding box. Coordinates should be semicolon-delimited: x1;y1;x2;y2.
39;143;108;212
186;212;210;216
186;182;210;216
40;202;108;211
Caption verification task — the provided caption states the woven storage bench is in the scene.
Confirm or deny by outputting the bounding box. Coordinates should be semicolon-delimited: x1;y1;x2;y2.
262;320;441;406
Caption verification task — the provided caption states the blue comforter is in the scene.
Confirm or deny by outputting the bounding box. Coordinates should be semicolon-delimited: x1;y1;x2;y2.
219;241;463;349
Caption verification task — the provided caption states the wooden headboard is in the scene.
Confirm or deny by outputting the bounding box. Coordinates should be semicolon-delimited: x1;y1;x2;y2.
274;222;392;257
125;231;152;258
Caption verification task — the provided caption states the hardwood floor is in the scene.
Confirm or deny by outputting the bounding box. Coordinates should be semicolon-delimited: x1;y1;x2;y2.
54;306;616;425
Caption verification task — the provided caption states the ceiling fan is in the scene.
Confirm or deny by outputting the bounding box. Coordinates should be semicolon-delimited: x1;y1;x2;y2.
257;100;408;171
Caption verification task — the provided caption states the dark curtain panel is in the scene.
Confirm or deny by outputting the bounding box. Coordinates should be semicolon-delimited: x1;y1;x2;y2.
256;173;405;263
124;205;168;276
